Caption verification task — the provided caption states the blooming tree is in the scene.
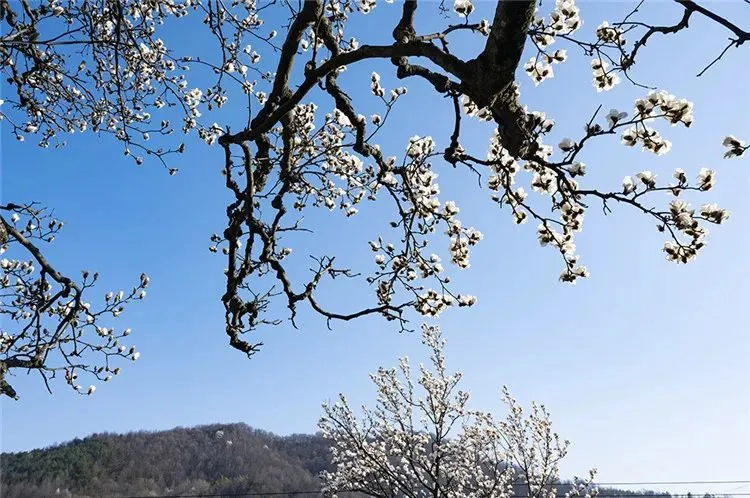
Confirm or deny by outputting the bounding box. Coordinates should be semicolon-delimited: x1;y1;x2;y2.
1;0;748;397
0;203;148;399
319;324;599;497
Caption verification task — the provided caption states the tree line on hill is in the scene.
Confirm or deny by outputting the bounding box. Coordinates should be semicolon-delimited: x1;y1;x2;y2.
0;423;722;498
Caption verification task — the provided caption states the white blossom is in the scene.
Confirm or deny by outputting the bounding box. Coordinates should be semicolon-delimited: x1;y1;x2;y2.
696;168;716;191
320;325;597;498
453;0;474;17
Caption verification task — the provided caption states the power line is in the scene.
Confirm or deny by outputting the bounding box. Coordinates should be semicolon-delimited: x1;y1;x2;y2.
70;480;750;497
113;492;319;498
114;492;325;498
115;493;321;498
109;490;750;498
595;483;750;487
106;481;750;498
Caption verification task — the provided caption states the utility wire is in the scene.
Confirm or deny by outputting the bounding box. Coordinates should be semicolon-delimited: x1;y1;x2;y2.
109;490;750;498
67;480;750;497
595;483;750;487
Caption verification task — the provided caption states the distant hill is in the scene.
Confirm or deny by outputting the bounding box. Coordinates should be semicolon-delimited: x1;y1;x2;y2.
0;423;713;498
1;423;330;497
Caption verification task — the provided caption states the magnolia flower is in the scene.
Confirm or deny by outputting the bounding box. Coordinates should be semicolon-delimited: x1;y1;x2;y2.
87;385;96;395
569;162;586;177
700;203;730;223
457;294;477;306
722;135;746;158
478;19;490;36
606;109;627;127
558;138;575;151
669;200;694;229
636;171;656;188
453;0;474;17
697;168;715;191
444;201;460;217
531;171;557;195
359;0;376;13
525;59;554;85
466;227;483;244
591;59;620;92
621;128;637;146
551;49;567;62
622;176;636;195
560;264;589;283
663;241;696;263
722;135;740;147
673;168;687;184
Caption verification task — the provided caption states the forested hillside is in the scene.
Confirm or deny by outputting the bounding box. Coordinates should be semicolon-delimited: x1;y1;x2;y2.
1;423;329;497
0;423;713;498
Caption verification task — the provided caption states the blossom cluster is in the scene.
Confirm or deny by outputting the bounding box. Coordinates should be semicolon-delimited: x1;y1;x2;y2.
0;205;147;398
453;0;475;18
481;80;741;284
591;58;621;92
0;0;205;165
5;0;747;360
524;0;583;86
214;68;484;332
532;0;584;45
319;325;598;498
524;49;568;86
462;95;493;121
722;135;747;159
595;21;626;46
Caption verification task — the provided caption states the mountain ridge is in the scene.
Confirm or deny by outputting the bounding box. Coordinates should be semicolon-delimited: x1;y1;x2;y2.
0;423;703;498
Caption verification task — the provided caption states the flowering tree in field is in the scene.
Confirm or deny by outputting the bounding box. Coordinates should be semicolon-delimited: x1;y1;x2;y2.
1;0;748;397
319;325;599;497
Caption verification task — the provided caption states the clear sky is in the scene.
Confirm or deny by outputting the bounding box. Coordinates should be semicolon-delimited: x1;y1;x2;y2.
1;0;748;495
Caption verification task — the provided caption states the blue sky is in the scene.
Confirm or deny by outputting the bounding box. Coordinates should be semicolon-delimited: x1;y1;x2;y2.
1;0;748;494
